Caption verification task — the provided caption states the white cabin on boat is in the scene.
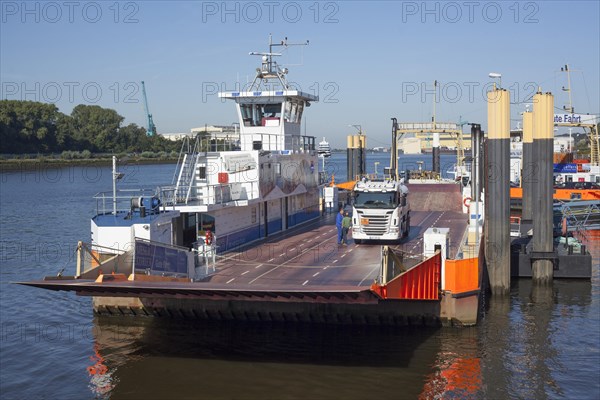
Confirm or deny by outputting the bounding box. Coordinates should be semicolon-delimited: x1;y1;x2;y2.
167;39;321;252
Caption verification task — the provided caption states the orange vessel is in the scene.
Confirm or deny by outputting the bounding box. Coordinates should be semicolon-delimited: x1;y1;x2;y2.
510;186;600;202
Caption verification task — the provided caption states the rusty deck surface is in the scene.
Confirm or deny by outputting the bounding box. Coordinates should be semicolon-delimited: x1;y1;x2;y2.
20;189;468;298
200;211;466;289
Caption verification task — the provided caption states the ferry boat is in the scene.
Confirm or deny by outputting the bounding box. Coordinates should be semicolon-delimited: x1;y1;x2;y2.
507;130;600;205
511;153;600;203
19;38;485;326
554;159;600;186
317;137;332;158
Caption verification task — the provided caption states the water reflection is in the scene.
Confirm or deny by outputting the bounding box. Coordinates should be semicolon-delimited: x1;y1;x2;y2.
515;281;558;399
419;328;483;399
478;277;593;399
88;318;446;399
85;315;497;399
82;220;597;400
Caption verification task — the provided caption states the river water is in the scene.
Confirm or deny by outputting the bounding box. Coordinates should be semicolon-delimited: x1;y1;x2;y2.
1;154;598;399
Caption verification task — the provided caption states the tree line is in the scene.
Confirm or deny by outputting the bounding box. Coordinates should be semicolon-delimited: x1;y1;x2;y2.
0;100;182;155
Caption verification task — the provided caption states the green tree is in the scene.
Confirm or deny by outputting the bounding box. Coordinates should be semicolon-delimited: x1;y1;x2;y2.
70;105;124;152
0;100;184;155
115;123;149;153
0;100;62;153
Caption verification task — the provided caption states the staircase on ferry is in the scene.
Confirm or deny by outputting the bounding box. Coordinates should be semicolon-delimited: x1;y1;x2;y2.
173;137;204;204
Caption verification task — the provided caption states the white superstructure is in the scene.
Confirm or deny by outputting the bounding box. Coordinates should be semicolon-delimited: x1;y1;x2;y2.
167;36;321;252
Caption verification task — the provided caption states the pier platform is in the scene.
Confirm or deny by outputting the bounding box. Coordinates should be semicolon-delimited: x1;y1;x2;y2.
510;236;592;279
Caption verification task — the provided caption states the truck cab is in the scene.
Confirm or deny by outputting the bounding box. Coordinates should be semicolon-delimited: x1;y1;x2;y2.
351;179;410;243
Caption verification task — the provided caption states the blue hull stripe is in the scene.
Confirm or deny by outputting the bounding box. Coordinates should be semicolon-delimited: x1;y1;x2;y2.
216;209;320;252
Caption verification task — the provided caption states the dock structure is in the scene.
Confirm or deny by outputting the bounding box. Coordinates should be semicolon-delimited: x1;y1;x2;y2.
347;133;366;181
470;124;483;203
485;88;511;295
531;92;555;283
521;111;534;223
432;132;441;174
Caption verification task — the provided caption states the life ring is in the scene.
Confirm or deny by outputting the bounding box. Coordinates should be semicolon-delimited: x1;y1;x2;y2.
463;197;472;208
205;231;213;245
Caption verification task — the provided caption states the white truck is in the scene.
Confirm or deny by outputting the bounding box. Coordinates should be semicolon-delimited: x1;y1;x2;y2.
351;179;410;243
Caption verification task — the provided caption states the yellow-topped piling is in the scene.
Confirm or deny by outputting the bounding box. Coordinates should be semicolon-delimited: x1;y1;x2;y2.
522;111;534;221
486;88;511;295
532;92;555;283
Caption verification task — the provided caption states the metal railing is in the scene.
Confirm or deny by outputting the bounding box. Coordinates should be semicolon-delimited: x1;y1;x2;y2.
94;187;179;215
174;181;260;206
133;238;193;279
557;200;600;234
76;241;130;278
76;238;195;280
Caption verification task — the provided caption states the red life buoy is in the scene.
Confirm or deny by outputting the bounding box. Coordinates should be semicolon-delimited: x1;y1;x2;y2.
205;230;213;245
464;197;472;215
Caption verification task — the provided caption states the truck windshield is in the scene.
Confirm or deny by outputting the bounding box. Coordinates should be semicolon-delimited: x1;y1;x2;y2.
354;192;397;209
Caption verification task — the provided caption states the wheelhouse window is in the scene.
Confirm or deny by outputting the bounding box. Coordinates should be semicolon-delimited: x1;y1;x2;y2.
240;103;282;126
284;99;304;123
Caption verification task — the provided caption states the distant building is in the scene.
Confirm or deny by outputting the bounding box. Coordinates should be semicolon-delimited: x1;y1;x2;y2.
398;131;472;154
400;137;423;154
160;125;240;141
511;129;575;153
190;125;240;140
554;136;574;153
160;132;192;141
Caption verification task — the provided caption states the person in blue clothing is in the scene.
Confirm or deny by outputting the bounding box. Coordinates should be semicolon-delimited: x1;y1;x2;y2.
336;207;344;244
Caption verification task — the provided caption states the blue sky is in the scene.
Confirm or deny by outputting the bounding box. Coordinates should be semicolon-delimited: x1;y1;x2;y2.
2;1;599;148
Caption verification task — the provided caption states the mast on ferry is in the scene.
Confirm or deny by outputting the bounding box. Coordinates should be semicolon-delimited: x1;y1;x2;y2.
248;34;309;91
218;35;318;154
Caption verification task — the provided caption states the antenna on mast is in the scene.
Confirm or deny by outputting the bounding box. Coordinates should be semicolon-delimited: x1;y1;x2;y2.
248;34;309;90
561;64;574;113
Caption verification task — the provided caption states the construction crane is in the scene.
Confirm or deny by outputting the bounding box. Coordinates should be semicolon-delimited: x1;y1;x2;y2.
557;64;599;165
457;116;469;128
141;81;157;136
